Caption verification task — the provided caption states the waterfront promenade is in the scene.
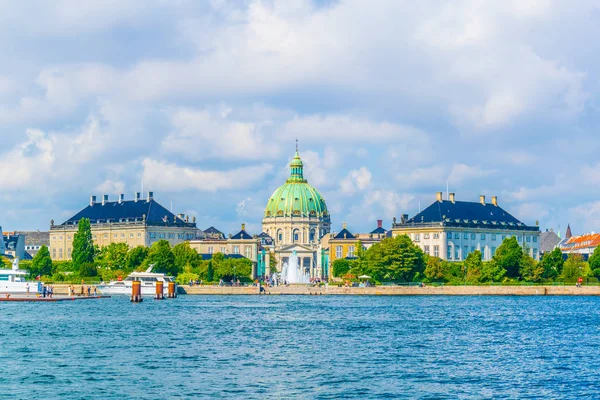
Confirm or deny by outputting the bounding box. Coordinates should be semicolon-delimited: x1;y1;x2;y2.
177;284;600;296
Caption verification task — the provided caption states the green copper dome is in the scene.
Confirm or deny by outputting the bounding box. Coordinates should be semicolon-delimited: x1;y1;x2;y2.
264;151;330;219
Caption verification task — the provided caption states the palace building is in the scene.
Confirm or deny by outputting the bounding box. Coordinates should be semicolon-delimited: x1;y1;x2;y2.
49;192;198;260
262;147;331;278
392;192;541;261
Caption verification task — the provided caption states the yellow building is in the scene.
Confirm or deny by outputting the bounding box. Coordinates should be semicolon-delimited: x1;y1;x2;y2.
49;192;198;260
328;221;388;265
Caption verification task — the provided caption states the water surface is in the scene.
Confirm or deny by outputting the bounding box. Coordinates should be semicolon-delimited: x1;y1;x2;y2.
0;295;598;399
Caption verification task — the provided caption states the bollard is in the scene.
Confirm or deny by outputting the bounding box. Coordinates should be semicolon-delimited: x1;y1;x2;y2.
167;281;176;298
131;280;143;302
155;281;164;300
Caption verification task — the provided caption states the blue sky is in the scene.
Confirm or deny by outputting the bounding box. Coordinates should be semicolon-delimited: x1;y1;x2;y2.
1;0;599;236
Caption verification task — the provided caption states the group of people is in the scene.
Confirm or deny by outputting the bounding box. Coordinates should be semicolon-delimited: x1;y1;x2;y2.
68;284;97;297
25;283;55;298
218;279;242;286
188;279;203;286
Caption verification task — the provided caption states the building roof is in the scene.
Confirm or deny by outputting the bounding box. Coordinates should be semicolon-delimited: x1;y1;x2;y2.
560;233;600;252
370;227;387;235
231;229;253;240
540;230;561;253
58;197;196;228
333;228;356;240
264;150;329;220
203;227;225;240
396;198;538;231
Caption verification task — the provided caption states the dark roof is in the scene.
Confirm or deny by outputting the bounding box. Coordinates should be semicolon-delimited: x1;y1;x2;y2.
397;200;538;231
203;227;225;240
59;199;196;228
334;228;355;240
540;231;561;253
257;232;273;247
370;227;387;235
257;232;272;239
231;230;253;240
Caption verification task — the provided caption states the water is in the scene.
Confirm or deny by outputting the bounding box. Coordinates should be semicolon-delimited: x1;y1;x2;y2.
0;296;598;399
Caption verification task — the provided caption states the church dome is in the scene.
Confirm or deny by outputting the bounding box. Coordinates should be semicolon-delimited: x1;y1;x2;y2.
264;151;330;220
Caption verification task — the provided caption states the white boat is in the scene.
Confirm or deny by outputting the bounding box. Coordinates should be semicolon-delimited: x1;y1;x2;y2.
0;258;43;294
97;267;176;296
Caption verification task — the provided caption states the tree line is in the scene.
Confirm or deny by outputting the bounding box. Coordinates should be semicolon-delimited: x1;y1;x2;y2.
15;218;252;283
331;235;600;284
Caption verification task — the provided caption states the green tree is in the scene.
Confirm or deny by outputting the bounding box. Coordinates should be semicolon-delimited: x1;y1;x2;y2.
481;260;506;282
126;246;149;271
145;240;176;276
213;257;252;281
72;218;95;270
362;235;425;282
540;248;564;280
588;246;600;272
519;253;543;282
332;259;352;277
424;256;446;281
206;261;214;282
97;243;129;270
30;245;53;277
79;262;98;277
493;237;523;278
172;242;199;274
561;254;587;282
464;250;484;283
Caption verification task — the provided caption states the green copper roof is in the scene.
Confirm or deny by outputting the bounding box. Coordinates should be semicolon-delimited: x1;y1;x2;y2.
264;151;329;219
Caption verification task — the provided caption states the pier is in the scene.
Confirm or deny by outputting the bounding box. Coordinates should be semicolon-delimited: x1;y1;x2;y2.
0;294;111;302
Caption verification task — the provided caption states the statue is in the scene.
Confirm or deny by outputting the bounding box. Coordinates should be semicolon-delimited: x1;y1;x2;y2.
12;258;19;270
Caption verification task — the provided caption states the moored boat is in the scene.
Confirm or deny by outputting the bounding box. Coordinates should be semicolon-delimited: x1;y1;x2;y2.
0;258;43;294
97;267;175;295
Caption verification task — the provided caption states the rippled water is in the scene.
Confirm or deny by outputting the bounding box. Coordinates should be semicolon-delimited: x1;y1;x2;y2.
0;295;598;399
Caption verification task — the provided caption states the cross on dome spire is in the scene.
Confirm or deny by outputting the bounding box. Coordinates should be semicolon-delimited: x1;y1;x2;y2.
296;137;299;152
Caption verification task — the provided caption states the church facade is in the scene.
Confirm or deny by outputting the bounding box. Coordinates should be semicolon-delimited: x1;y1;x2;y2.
262;148;331;279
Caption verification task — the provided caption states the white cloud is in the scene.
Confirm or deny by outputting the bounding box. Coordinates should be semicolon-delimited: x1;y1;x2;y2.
95;180;126;195
340;167;372;195
0;130;55;190
141;158;273;192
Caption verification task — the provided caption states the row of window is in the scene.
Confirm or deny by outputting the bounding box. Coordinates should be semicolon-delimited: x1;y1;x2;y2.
446;232;538;243
52;232;194;241
440;245;539;261
207;246;254;258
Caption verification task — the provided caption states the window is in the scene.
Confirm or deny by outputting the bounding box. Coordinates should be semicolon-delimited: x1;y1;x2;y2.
129;233;134;238
220;247;226;253
491;234;496;241
455;248;459;260
138;233;142;238
424;245;430;255
464;246;469;257
454;233;460;239
481;234;486;240
177;233;184;239
114;234;118;238
433;233;440;239
149;232;156;239
471;246;475;253
464;233;469;240
348;246;355;257
518;236;522;242
533;236;538;243
471;233;476;240
533;248;538;258
168;233;175;239
434;245;439;257
103;234;108;239
336;246;342;258
502;235;507;241
293;229;299;242
67;248;72;258
424;233;430;239
447;246;452;260
93;235;97;240
310;229;316;242
526;236;531;242
447;232;452;239
414;233;420;242
208;247;214;254
159;233;165;239
52;249;56;258
121;233;125;238
59;248;63;258
187;234;194;240
245;246;252;258
492;247;497;256
233;246;240;254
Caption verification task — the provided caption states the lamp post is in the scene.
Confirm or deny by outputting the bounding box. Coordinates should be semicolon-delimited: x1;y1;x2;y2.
234;265;236;285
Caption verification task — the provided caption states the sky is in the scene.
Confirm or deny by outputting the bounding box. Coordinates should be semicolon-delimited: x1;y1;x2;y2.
1;0;599;236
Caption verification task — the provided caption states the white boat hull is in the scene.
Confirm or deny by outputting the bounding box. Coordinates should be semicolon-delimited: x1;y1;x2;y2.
97;282;174;296
0;281;43;294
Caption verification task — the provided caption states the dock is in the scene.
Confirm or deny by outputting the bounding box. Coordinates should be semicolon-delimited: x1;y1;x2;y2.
0;295;111;302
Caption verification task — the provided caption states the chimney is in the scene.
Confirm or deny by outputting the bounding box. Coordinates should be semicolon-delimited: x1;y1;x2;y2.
102;195;108;206
118;194;124;204
90;195;97;206
342;222;347;230
436;192;443;202
242;223;246;231
177;213;185;220
480;195;485;205
135;192;140;202
147;191;154;202
492;196;498;207
449;193;455;203
377;220;383;229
